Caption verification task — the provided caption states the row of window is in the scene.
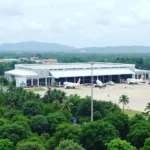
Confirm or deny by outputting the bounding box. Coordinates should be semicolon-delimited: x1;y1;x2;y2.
49;67;128;71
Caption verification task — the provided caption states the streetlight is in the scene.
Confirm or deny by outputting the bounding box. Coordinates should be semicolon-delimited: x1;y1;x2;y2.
91;62;94;122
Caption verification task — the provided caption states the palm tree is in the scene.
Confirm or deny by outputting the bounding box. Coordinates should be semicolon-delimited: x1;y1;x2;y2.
119;95;129;113
61;101;74;112
144;103;150;116
53;100;61;110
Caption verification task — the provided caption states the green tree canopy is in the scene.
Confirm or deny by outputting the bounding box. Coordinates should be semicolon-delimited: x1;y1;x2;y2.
107;138;136;150
68;94;81;115
80;120;119;150
22;101;43;117
93;111;102;121
103;112;129;139
42;89;66;103
0;118;8;126
129;114;145;126
4;92;24;108
4;109;22;119
30;115;49;135
56;140;85;150
143;138;150;150
127;121;150;149
16;141;45;150
11;115;30;124
0;139;14;150
76;97;120;118
17;134;46;149
0;122;31;145
43;103;55;116
46;112;67;135
54;123;81;144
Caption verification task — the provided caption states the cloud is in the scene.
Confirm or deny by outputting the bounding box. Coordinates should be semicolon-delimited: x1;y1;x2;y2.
96;18;111;25
117;16;136;27
96;0;115;12
0;0;150;47
129;0;150;24
0;0;23;16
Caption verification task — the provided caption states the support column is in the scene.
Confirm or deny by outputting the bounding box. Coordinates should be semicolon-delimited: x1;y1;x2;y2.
45;78;47;86
51;78;55;86
83;76;84;83
74;77;76;83
59;82;61;87
31;78;33;86
48;78;50;86
37;78;39;86
132;74;135;79
47;78;48;86
118;75;120;83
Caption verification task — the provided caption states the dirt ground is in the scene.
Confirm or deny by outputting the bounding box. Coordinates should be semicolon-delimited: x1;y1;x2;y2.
52;82;150;112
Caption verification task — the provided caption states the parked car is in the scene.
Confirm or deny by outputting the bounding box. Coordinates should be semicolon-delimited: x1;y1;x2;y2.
106;81;115;85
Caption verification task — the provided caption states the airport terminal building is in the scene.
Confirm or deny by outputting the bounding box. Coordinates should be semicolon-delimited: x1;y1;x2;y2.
4;62;150;87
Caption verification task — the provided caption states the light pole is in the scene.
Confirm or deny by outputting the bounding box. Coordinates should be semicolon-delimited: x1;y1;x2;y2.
91;62;94;122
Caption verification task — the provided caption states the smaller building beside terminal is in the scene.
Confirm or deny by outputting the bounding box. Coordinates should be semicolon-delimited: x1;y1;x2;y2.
4;62;150;87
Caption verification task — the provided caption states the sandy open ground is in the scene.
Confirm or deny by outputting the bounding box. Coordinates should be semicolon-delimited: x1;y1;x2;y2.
37;82;150;112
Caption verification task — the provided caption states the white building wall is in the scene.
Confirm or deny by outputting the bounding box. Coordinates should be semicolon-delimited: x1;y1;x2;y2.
15;77;27;87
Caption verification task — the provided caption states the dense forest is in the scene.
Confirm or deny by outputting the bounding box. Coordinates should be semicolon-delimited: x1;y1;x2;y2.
0;86;150;150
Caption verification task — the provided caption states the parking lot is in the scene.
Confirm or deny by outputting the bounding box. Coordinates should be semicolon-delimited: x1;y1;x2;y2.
54;82;150;112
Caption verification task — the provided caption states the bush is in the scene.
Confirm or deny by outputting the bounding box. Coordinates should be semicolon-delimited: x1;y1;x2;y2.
22;101;43;117
56;140;85;150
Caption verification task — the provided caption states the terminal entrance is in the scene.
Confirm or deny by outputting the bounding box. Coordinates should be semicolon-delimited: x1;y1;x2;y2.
26;78;52;87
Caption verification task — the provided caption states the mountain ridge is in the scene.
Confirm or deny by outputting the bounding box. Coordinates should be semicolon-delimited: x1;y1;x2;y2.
79;46;150;53
0;41;150;53
0;41;76;52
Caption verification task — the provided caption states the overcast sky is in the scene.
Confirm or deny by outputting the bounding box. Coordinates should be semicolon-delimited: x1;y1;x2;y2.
0;0;150;47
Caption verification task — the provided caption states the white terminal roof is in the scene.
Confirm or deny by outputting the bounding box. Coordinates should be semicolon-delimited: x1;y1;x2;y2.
15;62;135;70
135;69;150;73
5;69;38;77
50;68;134;78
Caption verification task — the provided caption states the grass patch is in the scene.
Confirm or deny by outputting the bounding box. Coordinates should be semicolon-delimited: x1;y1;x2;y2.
124;109;142;118
25;87;46;92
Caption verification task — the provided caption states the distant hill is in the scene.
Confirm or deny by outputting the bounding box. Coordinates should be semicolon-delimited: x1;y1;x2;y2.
79;46;150;53
0;42;150;53
0;41;76;52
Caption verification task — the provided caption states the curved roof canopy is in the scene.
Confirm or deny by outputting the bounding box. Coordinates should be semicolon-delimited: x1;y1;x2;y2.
50;68;134;78
5;69;37;77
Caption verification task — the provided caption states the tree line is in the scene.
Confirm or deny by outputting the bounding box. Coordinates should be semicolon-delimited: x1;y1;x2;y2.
0;86;150;149
1;52;150;77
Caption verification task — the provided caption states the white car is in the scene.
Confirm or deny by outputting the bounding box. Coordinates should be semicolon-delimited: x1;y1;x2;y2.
106;81;115;85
